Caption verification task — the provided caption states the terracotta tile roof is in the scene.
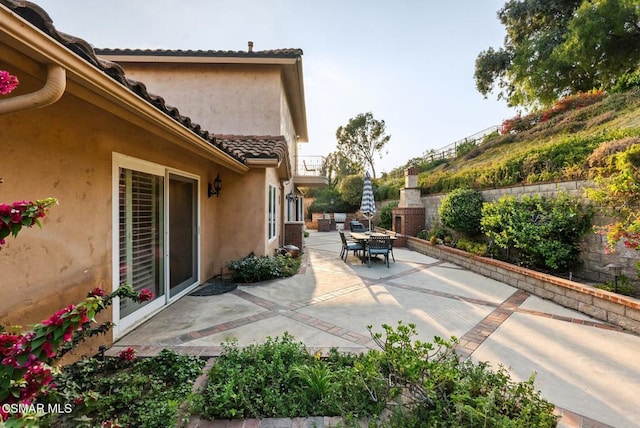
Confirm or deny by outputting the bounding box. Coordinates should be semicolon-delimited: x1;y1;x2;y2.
215;135;288;163
0;0;249;164
95;48;303;59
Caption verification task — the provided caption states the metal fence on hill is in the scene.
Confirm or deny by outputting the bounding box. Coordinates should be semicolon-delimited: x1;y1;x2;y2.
423;125;500;161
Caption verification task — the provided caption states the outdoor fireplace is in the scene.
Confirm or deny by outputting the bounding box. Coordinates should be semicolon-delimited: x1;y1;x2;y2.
392;167;425;244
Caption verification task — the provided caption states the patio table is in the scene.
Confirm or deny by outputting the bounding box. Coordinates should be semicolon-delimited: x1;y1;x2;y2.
349;232;397;265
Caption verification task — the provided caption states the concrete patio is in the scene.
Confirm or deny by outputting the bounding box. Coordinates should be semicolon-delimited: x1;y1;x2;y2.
110;230;640;428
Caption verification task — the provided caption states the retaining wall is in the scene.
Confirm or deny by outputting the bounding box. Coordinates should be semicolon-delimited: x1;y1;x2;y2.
421;180;638;283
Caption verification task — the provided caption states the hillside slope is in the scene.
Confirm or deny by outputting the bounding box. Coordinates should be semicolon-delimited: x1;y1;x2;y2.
383;89;640;196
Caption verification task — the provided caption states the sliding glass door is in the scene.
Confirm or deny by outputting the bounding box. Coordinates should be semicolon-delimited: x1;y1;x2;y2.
118;168;165;321
113;154;199;336
168;174;198;297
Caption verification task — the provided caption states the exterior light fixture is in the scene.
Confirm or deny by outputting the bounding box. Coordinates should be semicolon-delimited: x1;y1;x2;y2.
286;192;295;201
606;263;623;293
208;173;222;198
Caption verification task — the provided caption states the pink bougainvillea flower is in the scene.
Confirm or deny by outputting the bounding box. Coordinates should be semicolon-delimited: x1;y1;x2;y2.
0;70;19;95
137;289;154;302
88;287;106;297
118;347;136;361
62;326;74;342
41;305;75;327
41;341;56;359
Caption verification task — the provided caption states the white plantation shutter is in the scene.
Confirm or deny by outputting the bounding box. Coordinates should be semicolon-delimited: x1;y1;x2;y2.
119;168;164;318
268;185;276;239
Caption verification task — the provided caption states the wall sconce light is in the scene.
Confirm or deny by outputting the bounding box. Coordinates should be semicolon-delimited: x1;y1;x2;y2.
286;192;295;202
208;173;222;198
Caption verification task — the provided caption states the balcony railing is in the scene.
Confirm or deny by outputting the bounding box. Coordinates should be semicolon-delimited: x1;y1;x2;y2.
294;155;325;177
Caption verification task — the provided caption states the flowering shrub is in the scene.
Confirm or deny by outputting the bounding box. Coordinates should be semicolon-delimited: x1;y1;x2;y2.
0;285;153;421
586;144;640;259
0;70;19;95
500;90;606;135
0;198;57;249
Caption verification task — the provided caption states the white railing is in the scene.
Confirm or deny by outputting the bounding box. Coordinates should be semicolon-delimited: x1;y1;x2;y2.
295;155;326;176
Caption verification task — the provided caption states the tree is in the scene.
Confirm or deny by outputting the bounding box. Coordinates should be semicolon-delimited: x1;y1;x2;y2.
475;0;640;108
338;174;365;207
322;151;362;188
335;112;391;178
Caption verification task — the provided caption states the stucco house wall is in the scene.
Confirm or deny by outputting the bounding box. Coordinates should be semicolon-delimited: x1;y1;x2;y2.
0;91;234;338
98;51;307;249
112;63;284;137
0;1;310;350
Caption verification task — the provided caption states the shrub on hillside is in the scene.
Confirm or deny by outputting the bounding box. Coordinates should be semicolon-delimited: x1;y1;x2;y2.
438;188;484;236
481;193;593;271
612;71;640;93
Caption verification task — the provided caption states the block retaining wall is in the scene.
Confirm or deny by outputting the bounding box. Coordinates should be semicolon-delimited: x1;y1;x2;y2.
420;180;639;284
406;236;640;335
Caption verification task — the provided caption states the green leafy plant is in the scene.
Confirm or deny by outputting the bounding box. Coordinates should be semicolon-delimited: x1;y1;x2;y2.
367;322;557;427
0;285;154;424
227;253;301;283
426;220;451;244
481;193;593;271
378;201;399;230
456;238;489;256
585;143;640;257
41;349;205;428
595;275;637;297
198;333;385;420
438;188;484;236
196;324;557;426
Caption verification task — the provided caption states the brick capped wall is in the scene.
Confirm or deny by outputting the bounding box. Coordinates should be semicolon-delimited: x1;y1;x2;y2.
284;222;304;251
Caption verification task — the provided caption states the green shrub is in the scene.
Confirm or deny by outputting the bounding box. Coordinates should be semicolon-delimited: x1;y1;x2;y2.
426;220;451;244
481;193;593;271
198;333;385;419
612;71;640;93
369;322;557;427
456;238;489;256
378;201;399;229
438;188;484;236
227;253;301;283
595;275;637;297
455;140;477;158
42;349;205;428
197;324;557;426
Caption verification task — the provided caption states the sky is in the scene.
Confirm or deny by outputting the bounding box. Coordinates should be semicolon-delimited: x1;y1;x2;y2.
32;0;518;175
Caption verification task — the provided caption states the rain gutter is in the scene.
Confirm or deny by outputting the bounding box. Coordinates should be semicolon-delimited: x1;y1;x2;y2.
0;64;66;115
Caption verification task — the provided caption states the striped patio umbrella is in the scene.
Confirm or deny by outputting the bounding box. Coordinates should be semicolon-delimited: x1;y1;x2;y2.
359;171;375;232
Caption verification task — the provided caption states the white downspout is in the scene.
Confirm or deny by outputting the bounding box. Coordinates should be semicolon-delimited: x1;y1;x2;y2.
0;64;66;115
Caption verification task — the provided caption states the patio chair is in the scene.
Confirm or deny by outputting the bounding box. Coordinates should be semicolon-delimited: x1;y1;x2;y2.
349;221;366;232
339;230;364;262
387;231;397;262
366;235;391;268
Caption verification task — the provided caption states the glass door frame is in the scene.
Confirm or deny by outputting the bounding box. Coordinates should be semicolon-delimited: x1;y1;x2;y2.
112;153;201;338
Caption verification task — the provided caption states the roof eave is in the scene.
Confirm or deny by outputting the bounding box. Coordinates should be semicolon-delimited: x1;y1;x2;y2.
0;2;248;174
99;51;310;143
